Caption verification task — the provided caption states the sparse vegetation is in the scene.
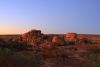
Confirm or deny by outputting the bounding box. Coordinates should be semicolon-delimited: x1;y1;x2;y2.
0;47;43;67
85;47;100;67
12;51;43;67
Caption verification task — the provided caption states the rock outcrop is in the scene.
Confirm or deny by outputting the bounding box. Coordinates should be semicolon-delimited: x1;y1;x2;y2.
78;37;92;44
52;36;64;46
65;33;78;44
21;29;44;46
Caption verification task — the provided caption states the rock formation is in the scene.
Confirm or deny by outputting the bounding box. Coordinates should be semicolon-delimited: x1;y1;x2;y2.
78;37;92;44
65;33;78;44
52;36;64;46
21;29;44;46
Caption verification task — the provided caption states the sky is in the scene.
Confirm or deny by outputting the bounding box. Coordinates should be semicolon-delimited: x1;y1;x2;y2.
0;0;100;34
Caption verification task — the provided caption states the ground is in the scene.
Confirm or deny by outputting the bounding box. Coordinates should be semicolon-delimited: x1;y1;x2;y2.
0;34;100;67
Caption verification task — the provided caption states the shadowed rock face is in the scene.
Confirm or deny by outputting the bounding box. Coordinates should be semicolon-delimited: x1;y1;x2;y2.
78;37;92;44
21;30;44;46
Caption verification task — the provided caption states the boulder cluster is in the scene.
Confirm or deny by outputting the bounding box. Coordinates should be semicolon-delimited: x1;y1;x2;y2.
19;29;92;47
0;29;92;49
20;30;44;46
0;29;93;57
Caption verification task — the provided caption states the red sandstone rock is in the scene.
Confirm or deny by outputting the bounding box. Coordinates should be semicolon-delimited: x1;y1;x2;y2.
21;29;44;46
65;33;78;43
52;36;64;46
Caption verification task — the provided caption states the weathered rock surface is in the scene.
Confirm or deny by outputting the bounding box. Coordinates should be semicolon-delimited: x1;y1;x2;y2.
65;33;78;42
52;36;64;46
21;30;44;46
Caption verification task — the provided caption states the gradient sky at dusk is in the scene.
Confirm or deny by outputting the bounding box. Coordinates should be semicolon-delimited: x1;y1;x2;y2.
0;0;100;34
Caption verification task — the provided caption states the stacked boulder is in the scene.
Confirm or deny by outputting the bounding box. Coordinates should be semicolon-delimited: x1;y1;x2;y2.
20;30;44;46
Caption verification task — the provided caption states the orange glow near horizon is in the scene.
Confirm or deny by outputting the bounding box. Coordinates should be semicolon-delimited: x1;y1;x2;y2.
0;28;19;35
0;26;57;35
0;25;45;35
0;26;24;34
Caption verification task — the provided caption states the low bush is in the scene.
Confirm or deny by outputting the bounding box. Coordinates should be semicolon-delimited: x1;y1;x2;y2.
0;46;43;67
64;41;76;45
0;47;12;56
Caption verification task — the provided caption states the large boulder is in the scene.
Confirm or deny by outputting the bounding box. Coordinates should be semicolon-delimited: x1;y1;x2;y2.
52;36;64;46
65;33;77;39
65;33;78;44
21;29;44;46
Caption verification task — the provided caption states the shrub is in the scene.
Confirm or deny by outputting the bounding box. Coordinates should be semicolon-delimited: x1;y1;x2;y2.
65;41;76;45
0;47;12;56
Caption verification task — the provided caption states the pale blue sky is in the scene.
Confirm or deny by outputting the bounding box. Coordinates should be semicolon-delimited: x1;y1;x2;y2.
0;0;100;34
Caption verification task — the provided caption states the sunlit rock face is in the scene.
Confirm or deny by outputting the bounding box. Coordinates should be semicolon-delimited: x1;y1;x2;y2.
52;36;64;46
65;33;78;42
21;30;44;46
